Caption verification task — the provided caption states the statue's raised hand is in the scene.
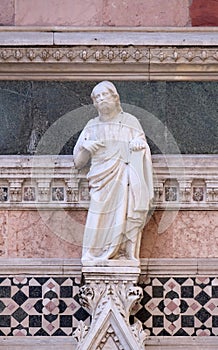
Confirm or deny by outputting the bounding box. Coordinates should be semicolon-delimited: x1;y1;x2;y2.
129;139;146;151
82;140;105;155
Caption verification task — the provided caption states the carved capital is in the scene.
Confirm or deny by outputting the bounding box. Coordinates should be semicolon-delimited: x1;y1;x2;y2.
74;268;147;350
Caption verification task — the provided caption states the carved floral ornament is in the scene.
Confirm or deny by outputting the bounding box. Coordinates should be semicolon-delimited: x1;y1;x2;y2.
0;46;148;63
0;47;218;64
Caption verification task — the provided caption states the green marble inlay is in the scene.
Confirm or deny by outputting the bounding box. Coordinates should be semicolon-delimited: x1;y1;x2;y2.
0;81;217;155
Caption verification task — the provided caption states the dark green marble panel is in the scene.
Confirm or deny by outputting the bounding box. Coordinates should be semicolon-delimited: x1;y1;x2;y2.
0;81;217;155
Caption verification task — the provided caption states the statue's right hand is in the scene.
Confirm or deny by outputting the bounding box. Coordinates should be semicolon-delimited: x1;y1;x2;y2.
82;140;105;154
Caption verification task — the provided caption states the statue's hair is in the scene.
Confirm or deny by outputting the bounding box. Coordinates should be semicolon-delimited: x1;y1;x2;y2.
91;81;120;102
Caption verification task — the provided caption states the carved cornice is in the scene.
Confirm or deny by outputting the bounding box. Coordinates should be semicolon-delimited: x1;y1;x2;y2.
0;28;217;80
0;47;217;65
150;48;218;64
0;155;217;210
0;46;149;64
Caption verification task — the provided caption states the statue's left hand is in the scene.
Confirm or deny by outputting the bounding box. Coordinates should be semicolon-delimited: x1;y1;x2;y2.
129;139;146;151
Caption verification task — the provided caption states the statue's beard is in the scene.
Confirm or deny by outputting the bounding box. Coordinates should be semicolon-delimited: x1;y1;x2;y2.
96;101;120;119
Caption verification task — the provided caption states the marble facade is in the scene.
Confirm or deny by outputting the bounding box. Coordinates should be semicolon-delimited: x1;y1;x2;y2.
0;27;217;348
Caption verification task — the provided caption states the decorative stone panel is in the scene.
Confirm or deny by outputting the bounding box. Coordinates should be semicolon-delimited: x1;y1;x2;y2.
1;259;218;347
0;275;90;337
0;155;217;210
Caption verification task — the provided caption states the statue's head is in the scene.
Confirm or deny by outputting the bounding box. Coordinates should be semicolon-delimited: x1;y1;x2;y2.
91;81;121;116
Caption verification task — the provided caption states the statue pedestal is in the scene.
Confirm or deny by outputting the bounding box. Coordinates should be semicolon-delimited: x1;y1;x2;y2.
82;259;140;283
73;261;147;350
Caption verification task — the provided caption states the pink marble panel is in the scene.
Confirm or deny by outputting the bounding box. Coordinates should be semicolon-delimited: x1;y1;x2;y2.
3;209;218;259
7;210;87;258
190;0;218;26
140;211;218;258
0;211;8;257
15;0;104;26
15;0;190;26
0;0;15;25
102;0;190;27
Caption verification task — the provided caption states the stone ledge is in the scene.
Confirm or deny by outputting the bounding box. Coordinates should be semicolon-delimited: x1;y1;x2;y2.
141;258;218;276
0;336;217;349
54;31;218;46
0;258;81;275
0;32;53;45
0;258;218;276
145;336;218;349
0;337;76;349
0;28;217;46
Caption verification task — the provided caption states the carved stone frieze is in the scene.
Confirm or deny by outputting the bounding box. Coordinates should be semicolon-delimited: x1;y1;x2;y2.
0;155;217;209
0;46;149;64
0;46;217;66
150;48;218;64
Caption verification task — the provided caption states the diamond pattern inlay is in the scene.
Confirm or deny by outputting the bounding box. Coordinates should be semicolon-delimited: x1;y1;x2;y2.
1;275;218;336
132;277;218;336
0;276;90;336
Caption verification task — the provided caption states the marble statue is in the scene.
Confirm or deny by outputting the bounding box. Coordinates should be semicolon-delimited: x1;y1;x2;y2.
73;81;153;262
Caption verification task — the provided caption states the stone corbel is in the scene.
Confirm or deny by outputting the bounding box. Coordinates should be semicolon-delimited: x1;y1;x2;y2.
9;179;23;202
73;264;147;350
65;178;79;202
153;181;164;203
205;180;218;202
36;180;51;202
178;180;192;203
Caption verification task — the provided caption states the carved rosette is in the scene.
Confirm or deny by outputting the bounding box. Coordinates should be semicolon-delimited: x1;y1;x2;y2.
73;279;147;349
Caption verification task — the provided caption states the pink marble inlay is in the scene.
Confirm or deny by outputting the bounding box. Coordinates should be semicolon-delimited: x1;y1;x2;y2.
140;210;218;258
190;302;199;311
47;282;55;289
0;0;14;25
167;300;178;312
46;323;55;332
147;302;156;311
168;324;176;332
168;282;176;290
7;210;86;258
15;0;104;26
102;0;190;27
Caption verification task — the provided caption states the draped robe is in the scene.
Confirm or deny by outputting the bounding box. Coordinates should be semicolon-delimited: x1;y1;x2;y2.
73;111;153;260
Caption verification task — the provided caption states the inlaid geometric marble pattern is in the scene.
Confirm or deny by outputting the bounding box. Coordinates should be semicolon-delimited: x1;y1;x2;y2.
131;277;218;337
2;275;218;337
0;277;90;336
